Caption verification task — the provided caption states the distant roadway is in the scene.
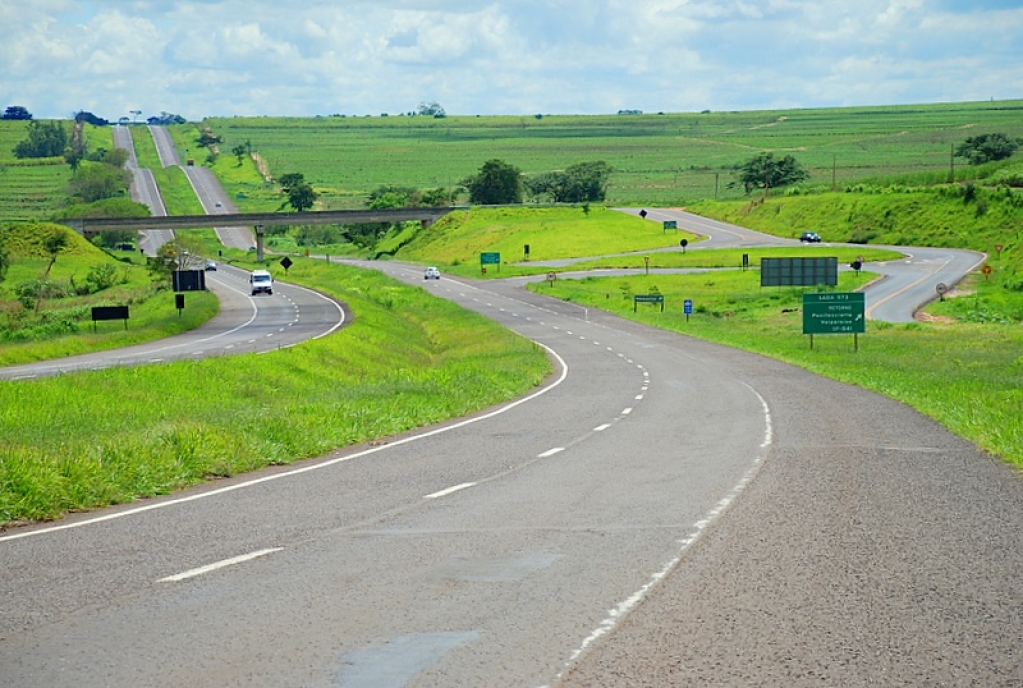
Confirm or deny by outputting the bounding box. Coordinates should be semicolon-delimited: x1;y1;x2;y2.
0;263;347;380
113;125;173;256
149;125;255;250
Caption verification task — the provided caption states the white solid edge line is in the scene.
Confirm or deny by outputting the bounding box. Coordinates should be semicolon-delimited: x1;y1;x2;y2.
1;343;569;544
559;382;774;676
159;547;283;583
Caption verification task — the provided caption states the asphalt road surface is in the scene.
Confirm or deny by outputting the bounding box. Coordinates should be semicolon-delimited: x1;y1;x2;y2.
0;264;346;380
113;125;174;256
3;257;1019;686
542;208;987;324
148;125;255;250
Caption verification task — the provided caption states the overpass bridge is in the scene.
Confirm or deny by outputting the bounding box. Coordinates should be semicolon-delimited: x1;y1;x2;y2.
65;207;462;260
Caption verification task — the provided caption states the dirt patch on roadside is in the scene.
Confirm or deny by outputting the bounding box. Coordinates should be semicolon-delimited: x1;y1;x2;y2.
252;153;273;183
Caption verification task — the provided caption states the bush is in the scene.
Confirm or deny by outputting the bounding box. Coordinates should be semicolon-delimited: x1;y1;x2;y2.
14;279;70;308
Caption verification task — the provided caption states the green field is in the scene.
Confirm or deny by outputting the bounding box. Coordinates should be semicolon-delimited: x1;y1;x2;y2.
3;101;1023;524
199;100;1023;208
0;122;117;222
0;260;550;523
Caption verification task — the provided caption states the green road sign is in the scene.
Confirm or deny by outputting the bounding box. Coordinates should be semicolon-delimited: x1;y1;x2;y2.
480;252;500;265
634;294;665;312
663;220;677;230
803;292;865;334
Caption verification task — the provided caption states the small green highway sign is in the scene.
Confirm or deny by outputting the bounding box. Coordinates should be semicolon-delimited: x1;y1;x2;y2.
480;252;500;265
633;294;665;312
803;292;865;334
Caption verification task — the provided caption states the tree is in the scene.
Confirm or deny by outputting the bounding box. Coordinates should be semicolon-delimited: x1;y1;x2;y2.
67;162;132;202
465;159;523;205
64;149;84;172
368;185;419;209
277;173;306;192
525;171;565;202
417;102;446;118
955;133;1021;165
286;182;318;211
74;111;109;126
12;120;69;158
232;144;247;165
562;161;613;202
42;228;69;277
275;172;317;211
421;187;452;207
2;105;32;120
195;129;222;148
528;161;613;203
734;152;808;194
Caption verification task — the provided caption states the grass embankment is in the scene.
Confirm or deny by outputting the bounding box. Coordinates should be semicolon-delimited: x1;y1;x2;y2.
382;201;1023;467
0;259;551;525
0;222;218;366
392;206;904;277
528;271;1022;468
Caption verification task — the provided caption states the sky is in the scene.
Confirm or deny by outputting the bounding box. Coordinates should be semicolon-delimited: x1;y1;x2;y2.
2;0;1022;121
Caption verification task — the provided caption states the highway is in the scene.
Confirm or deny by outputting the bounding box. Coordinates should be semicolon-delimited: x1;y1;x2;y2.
112;125;174;255
559;208;987;324
0;149;1018;684
149;125;255;250
2;260;1020;686
0;263;346;380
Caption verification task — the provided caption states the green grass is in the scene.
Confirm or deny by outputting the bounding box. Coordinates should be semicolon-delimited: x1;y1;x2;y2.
689;186;1023;249
398;206;699;267
0;122;118;222
0;222;218;365
5;102;1023;524
386;205;904;278
199;100;1023;209
528;270;1023;469
0;260;551;524
0;120;72;222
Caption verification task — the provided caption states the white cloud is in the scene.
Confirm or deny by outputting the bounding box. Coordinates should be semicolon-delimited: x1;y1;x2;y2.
0;0;1020;119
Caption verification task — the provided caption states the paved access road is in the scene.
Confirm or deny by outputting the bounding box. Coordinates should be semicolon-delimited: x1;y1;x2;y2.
537;208;986;324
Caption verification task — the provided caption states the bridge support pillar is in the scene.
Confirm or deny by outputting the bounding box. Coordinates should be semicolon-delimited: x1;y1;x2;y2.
255;225;265;262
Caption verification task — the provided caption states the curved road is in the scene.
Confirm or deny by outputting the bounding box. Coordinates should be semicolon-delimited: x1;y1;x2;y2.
0;263;347;380
552;208;987;324
1;162;1015;684
2;261;1019;686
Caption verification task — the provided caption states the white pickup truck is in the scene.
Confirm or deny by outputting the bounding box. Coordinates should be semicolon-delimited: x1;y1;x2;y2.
250;269;274;295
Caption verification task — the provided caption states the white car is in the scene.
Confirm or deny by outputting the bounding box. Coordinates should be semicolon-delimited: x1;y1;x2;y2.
424;267;441;280
250;269;273;295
